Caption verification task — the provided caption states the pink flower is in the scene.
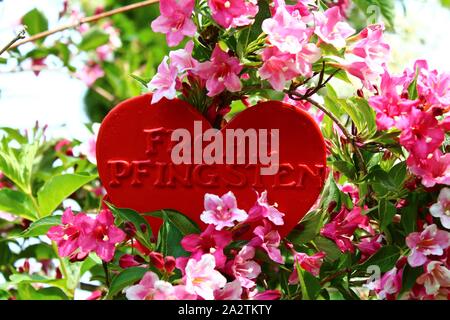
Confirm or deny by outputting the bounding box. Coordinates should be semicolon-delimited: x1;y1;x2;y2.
368;69;418;130
169;41;198;73
194;45;243;97
119;254;142;268
249;220;283;263
246;288;281;300
259;47;299;91
228;245;261;288
289;251;325;284
126;271;196;300
430;188;450;229
247;190;285;225
150;0;196;47
209;0;258;29
184;254;227;300
78;209;126;262
406;224;450;267
397;108;444;160
416;261;450;296
407;151;450;188
149;56;179;104
79;123;100;164
339;60;382;90
181;225;232;268
369;267;403;300
313;7;355;49
357;235;383;262
77;63;104;87
47;208;91;257
321;207;372;253
214;280;243;300
262;6;311;55
200;191;248;230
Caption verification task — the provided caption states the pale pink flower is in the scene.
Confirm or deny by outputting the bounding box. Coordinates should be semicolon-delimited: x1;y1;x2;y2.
397;108;444;160
407;151;450;188
150;0;196;47
313;7;355;49
200;191;248;230
262;5;312;54
149;56;179;104
370;267;403;300
406;224;450;267
126;271;196;300
181;225;232;268
78;209;126;262
294;43;321;77
209;0;258;28
77;63;104;87
246;288;281;300
214;280;243;300
194;45;243;97
339;60;382;90
430;188;450;229
247;190;285;225
47;208;91;257
259;47;299;91
249;220;283;263
289;251;326;284
416;261;450;296
79;123;100;164
228;245;261;288
184;254;227;300
169;41;198;73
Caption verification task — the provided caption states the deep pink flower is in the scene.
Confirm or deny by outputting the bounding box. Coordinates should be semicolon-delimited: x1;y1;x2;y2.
416;261;450;296
430;188;450;229
227;245;261;288
321;207;372;253
339;60;382;90
368;69;418;130
119;254;142;268
214;280;243;300
126;271;196;300
209;0;258;28
289;251;325;284
181;225;232;268
247;190;285;225
313;7;355;49
200;191;248;230
47;208;91;257
357;235;383;262
149;56;179;104
407;151;450;188
406;224;450;267
184;254;227;300
78;209;126;262
249;220;283;263
150;0;196;47
194;45;243;97
397;108;444;160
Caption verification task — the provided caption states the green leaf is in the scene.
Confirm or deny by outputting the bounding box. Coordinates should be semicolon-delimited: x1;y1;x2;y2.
9;273;66;290
37;173;97;216
18;243;55;260
78;29;110;51
20;215;61;238
129;74;149;88
22;9;48;41
107;267;147;299
389;161;407;188
441;0;450;8
358;245;400;273
0;189;37;220
287;210;323;245
378;199;396;232
330;160;356;180
16;284;68;300
146;209;200;236
407;67;419;100
400;193;418;235
314;236;342;261
400;264;423;296
106;204;153;250
353;0;395;29
155;211;190;257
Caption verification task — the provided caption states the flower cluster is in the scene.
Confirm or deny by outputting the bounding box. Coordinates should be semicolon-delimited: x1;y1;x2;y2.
48;208;125;262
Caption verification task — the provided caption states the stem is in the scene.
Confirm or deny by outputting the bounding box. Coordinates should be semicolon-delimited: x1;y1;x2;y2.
52;242;74;298
8;0;159;51
102;261;110;288
296;264;310;300
0;29;26;56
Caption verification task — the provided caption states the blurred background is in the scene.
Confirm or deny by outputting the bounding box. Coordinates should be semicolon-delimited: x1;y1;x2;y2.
0;0;449;141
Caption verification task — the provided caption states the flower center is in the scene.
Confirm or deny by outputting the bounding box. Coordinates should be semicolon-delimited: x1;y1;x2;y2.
224;1;231;8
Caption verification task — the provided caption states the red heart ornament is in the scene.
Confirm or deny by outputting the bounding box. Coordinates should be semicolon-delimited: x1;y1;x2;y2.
96;94;327;238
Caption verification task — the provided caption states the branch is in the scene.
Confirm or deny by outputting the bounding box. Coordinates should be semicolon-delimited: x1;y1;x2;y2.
7;0;159;51
0;29;26;56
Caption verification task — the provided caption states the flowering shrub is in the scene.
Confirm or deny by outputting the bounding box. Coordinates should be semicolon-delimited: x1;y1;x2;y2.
0;0;449;300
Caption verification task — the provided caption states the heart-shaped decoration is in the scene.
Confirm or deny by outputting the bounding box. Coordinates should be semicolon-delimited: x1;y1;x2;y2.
96;94;326;238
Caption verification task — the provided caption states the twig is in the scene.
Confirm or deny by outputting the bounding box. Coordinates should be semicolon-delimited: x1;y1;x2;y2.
0;29;26;56
7;0;158;51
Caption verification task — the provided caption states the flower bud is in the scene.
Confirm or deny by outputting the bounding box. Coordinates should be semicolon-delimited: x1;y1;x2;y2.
164;256;176;273
149;251;165;270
